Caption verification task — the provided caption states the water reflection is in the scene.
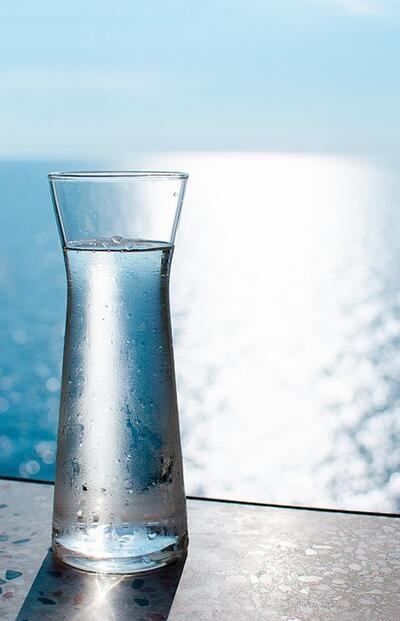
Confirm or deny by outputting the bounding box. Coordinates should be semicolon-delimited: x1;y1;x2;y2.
16;551;185;620
144;153;400;512
1;154;400;512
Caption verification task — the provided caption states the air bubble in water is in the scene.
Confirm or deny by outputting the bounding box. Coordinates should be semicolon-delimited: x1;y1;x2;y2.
112;235;122;244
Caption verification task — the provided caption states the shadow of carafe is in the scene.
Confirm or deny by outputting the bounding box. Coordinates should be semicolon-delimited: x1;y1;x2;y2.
17;550;186;620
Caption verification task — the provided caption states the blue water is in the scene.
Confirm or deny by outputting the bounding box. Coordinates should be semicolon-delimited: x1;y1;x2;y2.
2;154;400;513
0;161;71;478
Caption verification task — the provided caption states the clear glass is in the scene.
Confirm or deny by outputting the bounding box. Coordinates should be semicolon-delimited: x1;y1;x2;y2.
48;171;188;574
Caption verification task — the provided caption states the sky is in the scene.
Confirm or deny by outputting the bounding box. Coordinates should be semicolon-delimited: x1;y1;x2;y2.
0;0;399;157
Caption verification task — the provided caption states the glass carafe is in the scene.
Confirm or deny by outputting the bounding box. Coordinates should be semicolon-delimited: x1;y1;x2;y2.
48;171;188;573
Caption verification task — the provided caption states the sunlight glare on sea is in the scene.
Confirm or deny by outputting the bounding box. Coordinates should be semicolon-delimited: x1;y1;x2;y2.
1;152;400;512
139;152;400;511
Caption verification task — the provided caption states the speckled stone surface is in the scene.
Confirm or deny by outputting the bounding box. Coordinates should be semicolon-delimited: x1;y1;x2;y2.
0;479;399;620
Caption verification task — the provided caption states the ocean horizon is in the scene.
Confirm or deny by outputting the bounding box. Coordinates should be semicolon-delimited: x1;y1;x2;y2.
1;153;400;513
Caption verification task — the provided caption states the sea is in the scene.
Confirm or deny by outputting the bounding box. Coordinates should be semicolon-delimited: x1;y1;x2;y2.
1;152;400;513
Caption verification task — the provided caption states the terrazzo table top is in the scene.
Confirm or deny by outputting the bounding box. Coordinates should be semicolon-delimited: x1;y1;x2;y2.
0;479;399;620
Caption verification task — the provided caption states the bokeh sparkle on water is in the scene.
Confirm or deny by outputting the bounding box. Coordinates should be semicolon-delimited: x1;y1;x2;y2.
1;153;400;512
